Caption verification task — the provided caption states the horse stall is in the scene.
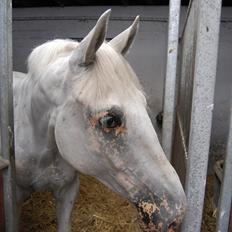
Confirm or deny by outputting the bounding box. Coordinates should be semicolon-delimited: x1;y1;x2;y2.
163;0;224;231
1;0;232;232
163;0;232;232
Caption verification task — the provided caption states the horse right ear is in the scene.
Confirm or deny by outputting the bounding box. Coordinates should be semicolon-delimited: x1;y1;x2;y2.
108;16;139;56
69;9;111;72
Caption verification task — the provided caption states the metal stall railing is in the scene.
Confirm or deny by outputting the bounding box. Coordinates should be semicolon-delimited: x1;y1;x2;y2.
162;0;181;161
180;1;222;231
216;96;232;232
0;0;18;231
163;0;222;231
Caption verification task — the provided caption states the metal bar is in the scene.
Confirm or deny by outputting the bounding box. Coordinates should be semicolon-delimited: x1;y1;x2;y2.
162;0;181;160
176;111;188;161
181;0;222;231
0;0;18;231
216;98;232;232
12;16;168;22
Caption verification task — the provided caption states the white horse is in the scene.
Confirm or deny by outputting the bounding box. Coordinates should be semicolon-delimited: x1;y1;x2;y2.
13;10;186;232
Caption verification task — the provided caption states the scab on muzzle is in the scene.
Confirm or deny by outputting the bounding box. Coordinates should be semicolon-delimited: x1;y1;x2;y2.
132;193;186;232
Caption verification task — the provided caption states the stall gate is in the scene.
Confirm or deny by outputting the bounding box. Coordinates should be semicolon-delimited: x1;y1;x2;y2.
0;0;232;232
177;0;222;231
0;0;18;232
162;0;232;232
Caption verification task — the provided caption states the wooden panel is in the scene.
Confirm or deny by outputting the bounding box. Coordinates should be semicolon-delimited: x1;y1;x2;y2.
171;114;186;186
229;206;232;232
0;172;5;232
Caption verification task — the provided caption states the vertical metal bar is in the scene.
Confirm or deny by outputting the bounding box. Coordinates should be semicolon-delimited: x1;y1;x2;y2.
216;98;232;232
0;0;18;231
181;0;222;231
162;0;181;160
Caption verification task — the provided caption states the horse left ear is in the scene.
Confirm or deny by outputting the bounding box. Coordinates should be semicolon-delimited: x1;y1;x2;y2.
69;9;111;71
108;16;139;56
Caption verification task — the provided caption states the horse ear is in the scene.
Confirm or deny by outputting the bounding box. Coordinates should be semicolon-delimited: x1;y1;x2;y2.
108;16;139;56
69;9;111;70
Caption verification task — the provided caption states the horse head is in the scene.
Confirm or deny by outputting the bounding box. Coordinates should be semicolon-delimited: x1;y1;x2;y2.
39;10;187;232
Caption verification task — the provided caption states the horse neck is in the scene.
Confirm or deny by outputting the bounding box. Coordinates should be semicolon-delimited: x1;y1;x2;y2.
17;74;60;153
28;57;70;136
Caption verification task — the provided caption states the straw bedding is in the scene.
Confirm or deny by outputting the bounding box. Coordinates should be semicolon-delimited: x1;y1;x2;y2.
20;174;141;232
20;174;215;232
201;175;217;232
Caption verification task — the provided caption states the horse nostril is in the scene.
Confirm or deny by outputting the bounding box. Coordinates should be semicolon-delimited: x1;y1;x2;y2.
168;220;178;232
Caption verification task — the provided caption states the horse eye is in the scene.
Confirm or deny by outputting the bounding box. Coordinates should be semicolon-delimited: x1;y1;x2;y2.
99;114;121;129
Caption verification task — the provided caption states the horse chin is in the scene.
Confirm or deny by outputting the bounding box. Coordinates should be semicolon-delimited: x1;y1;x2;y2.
138;223;177;232
138;213;185;232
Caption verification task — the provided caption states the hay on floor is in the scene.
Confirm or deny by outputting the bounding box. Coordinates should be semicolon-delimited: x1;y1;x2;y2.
201;175;217;232
21;174;141;232
21;174;216;232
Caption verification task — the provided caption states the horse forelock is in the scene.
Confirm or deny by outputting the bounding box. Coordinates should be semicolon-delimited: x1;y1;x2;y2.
27;39;146;110
73;43;147;110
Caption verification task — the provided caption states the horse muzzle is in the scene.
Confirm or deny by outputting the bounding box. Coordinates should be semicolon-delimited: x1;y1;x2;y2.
132;191;186;232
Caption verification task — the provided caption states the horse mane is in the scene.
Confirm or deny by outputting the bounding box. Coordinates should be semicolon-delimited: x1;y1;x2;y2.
27;39;146;109
27;39;78;76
